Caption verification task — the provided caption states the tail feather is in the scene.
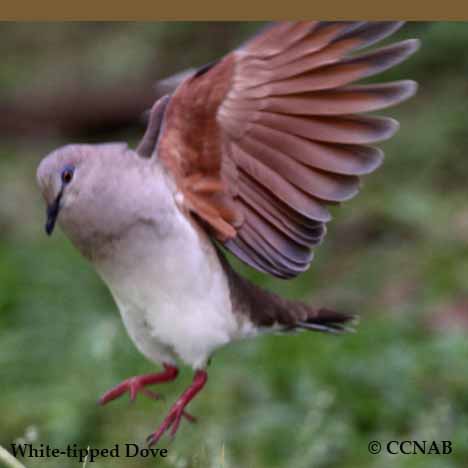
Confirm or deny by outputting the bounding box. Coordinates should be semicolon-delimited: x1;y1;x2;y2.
296;308;357;334
218;245;357;335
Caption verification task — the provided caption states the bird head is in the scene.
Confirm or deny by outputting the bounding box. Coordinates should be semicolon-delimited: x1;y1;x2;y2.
36;142;140;256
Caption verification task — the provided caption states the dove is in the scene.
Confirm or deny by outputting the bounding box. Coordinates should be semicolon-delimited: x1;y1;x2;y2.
36;22;419;445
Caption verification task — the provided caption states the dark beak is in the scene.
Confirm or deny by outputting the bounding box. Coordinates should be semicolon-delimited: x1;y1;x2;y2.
45;191;62;236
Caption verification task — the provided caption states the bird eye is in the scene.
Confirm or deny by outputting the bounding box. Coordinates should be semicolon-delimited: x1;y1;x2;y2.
61;166;74;184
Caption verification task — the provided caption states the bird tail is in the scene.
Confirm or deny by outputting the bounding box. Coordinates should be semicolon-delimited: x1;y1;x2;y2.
293;306;357;334
216;245;357;335
250;286;357;334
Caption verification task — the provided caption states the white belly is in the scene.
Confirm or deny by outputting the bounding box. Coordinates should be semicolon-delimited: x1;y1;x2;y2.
95;213;239;369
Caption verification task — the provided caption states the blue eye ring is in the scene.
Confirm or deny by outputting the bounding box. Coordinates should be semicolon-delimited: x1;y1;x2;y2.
61;165;75;184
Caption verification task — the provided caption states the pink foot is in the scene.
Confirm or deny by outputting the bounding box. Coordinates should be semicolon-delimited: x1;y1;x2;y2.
98;364;179;405
147;369;207;446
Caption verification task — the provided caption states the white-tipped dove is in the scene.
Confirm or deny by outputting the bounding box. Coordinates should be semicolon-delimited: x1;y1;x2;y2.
37;22;419;445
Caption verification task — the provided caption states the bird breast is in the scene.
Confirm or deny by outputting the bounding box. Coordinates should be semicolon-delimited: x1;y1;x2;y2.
93;198;239;369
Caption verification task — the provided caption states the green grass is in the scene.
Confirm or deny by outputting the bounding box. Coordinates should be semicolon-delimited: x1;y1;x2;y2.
1;22;468;468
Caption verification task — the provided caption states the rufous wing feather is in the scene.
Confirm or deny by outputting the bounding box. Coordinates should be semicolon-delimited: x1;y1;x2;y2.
155;21;419;278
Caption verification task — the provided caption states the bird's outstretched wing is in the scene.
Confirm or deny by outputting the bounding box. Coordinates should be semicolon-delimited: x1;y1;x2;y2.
153;22;419;278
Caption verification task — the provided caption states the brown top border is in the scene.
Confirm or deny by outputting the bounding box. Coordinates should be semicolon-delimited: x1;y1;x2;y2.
2;0;468;20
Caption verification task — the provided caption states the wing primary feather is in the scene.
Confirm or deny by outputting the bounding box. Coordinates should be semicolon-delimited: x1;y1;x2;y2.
252;113;400;145
227;236;293;278
239;80;418;117
223;238;271;275
331;21;405;51
238;39;420;97
237;136;361;202
157;22;419;277
239;170;327;229
238;177;325;246
242;202;314;267
240;222;311;275
246;124;384;175
231;143;332;221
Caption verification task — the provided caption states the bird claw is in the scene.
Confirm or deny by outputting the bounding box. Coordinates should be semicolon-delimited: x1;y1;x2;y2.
146;408;197;446
99;376;162;405
146;405;186;446
146;369;207;446
98;365;179;406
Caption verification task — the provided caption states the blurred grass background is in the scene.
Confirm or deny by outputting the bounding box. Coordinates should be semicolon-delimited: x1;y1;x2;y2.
1;22;468;468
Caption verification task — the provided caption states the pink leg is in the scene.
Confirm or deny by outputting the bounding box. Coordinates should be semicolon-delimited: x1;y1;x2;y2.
147;369;208;446
98;364;179;405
